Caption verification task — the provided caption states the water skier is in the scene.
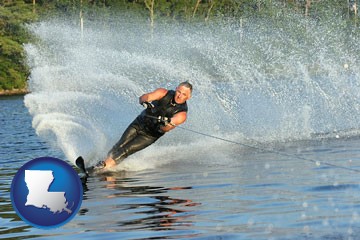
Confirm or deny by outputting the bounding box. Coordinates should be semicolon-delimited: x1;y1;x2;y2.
88;81;192;172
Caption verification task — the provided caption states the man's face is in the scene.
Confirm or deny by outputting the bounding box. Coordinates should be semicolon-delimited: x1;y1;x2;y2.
174;85;191;104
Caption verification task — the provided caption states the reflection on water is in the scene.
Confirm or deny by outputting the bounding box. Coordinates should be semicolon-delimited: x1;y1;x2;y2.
0;168;30;236
2;141;360;239
81;172;200;233
0;96;65;239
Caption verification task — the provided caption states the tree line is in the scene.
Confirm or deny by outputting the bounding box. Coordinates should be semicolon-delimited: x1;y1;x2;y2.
0;0;359;92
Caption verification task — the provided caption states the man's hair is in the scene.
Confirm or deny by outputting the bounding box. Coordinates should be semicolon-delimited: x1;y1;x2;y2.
178;81;193;92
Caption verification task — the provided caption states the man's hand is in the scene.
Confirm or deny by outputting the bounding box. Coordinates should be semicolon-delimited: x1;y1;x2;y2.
141;101;154;109
157;116;170;125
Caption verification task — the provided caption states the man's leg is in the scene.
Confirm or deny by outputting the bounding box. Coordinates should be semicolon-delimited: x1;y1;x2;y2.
102;134;158;169
102;121;140;168
103;122;159;169
116;132;159;162
109;125;138;159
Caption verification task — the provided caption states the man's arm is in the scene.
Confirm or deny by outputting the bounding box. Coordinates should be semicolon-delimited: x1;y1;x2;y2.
139;88;168;104
160;111;187;132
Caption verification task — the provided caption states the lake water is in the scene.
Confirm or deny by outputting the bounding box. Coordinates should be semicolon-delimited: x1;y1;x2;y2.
1;95;360;239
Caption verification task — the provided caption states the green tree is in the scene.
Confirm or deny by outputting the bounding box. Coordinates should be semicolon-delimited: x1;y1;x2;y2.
0;0;37;91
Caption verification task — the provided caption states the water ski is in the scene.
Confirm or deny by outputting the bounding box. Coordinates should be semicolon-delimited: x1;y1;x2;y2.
76;156;109;177
75;156;89;177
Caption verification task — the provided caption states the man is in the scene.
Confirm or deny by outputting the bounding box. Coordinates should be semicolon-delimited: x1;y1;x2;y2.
92;81;192;172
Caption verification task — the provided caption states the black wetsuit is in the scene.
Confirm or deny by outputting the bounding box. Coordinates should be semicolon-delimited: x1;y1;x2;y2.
109;90;188;164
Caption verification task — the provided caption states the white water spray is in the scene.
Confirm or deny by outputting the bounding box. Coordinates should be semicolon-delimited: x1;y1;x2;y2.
24;14;360;169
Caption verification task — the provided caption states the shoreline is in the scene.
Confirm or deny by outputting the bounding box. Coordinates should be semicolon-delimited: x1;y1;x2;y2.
0;88;29;96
